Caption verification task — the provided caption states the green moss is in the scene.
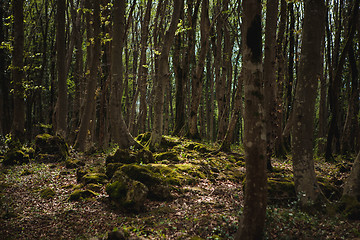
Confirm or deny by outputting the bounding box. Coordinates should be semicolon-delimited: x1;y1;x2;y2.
65;158;84;169
35;134;68;162
68;189;97;201
82;173;108;185
136;132;152;145
3;149;30;166
106;148;136;165
174;163;206;179
148;163;194;185
154;151;180;163
136;148;155;164
76;168;90;183
186;142;212;153
267;178;296;201
106;163;123;179
86;183;102;192
317;177;341;201
106;181;127;200
40;187;56;199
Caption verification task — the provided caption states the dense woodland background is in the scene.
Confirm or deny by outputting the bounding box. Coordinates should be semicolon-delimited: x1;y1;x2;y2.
1;0;360;239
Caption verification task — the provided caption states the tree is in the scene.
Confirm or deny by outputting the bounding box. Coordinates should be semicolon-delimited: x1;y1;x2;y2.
109;0;141;149
291;0;326;206
74;0;101;151
148;0;183;151
55;0;67;138
11;0;25;141
234;0;267;239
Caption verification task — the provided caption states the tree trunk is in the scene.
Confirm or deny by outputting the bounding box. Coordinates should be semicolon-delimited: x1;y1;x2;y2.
55;0;67;138
234;1;267;239
263;0;279;170
342;151;360;198
148;0;183;151
74;0;101;151
187;0;210;140
291;0;326;206
11;0;25;142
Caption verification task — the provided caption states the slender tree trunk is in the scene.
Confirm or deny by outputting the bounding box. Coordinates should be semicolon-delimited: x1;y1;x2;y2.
11;0;25;142
55;0;67;138
74;0;101;151
291;0;326;206
188;0;210;140
263;0;279;170
234;1;267;239
148;0;183;151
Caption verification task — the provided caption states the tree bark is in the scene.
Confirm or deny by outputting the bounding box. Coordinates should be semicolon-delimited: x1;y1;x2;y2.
291;0;326;206
11;0;25;141
55;0;67;138
234;1;267;239
148;0;183;151
342;151;360;198
74;0;101;151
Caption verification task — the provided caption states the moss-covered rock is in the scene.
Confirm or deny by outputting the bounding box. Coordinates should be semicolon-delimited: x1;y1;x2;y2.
2;149;30;166
174;163;206;179
106;170;148;212
154;151;180;163
148;164;194;185
106;162;123;179
136;148;155;164
68;189;97;201
120;164;171;200
82;173;108;185
106;148;136;165
40;187;56;199
76;167;91;183
86;183;102;192
65;158;85;169
267;178;296;201
186;142;212;153
35;134;68;162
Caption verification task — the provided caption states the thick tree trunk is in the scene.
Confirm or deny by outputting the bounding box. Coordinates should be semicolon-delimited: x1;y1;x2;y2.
234;1;267;239
291;0;326;206
55;0;67;138
74;0;101;151
342;151;360;198
11;0;25;141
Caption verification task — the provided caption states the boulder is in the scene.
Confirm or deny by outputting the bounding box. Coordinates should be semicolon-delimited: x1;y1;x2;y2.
65;158;85;169
68;189;97;201
2;149;30;166
82;173;108;185
34;134;68;162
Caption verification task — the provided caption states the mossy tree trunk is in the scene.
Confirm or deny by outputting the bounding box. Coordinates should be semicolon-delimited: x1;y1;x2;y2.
343;151;360;199
234;1;267;239
291;0;326;206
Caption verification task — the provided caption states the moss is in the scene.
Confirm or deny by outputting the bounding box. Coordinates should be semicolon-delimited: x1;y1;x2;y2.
86;183;102;192
136;132;152;145
267;178;296;201
119;164;171;200
76;167;90;183
186;142;212;153
106;163;123;179
35;134;68;162
3;149;30;166
148;163;194;185
174;163;206;179
20;169;33;176
317;177;341;201
68;189;97;201
82;173;108;185
106;181;128;200
106;148;136;165
40;187;56;199
65;158;85;169
136;148;155;164
154;151;180;163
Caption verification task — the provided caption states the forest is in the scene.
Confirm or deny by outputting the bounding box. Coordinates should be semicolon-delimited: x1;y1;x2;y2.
1;0;360;239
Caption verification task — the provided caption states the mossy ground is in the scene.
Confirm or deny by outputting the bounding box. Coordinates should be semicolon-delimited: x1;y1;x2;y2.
0;136;359;239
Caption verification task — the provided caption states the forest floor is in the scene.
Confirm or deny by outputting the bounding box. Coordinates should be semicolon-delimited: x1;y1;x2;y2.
1;135;360;240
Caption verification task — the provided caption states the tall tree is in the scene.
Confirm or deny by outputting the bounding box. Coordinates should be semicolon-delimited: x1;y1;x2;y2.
109;0;140;149
11;0;25;141
291;0;326;206
55;0;67;137
74;0;101;151
234;0;267;239
148;0;183;151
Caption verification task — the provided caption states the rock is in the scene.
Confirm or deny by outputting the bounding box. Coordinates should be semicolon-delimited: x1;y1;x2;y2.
40;187;56;199
35;134;68;162
154;151;180;163
106;149;136;165
65;158;85;169
76;167;90;183
68;189;97;201
136;148;155;164
106;163;123;179
2;149;30;166
86;183;102;192
82;173;108;185
106;170;148;212
120;164;171;200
